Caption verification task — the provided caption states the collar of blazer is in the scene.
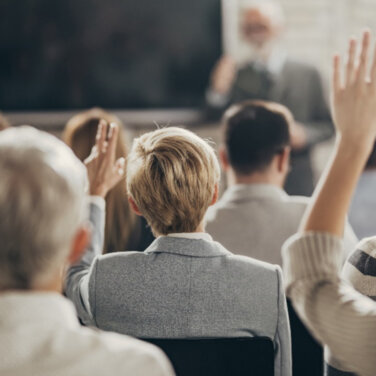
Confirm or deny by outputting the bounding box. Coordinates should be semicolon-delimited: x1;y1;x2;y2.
144;236;232;258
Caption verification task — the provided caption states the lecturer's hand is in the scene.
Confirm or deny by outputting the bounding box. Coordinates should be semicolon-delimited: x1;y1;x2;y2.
289;121;307;150
85;120;125;198
331;30;376;148
210;55;237;95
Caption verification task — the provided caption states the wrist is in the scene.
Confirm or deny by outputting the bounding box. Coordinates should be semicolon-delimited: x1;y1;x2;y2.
89;185;107;198
334;135;373;172
335;134;374;156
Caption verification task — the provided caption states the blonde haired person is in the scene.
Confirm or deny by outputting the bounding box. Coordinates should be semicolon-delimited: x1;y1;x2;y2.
66;125;291;376
63;108;154;252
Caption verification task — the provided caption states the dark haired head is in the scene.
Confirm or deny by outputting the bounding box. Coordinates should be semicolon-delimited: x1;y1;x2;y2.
222;100;291;175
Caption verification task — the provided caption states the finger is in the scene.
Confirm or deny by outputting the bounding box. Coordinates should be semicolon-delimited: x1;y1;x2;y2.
356;29;371;82
106;122;119;163
115;157;126;179
333;54;341;93
84;145;98;165
106;158;126;191
370;41;376;83
96;119;108;154
345;38;357;85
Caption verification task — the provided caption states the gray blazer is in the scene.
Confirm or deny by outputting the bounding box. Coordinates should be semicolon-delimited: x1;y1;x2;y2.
65;202;292;376
206;184;358;266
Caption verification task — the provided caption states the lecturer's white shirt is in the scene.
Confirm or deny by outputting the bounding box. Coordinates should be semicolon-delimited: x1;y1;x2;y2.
0;292;174;376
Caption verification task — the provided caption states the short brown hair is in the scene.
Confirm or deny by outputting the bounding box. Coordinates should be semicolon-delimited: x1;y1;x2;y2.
127;127;220;236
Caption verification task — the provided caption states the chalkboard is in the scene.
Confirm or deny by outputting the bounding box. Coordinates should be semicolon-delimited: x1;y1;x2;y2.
0;0;221;110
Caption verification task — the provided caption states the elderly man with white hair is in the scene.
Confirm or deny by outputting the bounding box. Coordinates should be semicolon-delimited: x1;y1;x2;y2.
207;0;333;197
0;124;174;376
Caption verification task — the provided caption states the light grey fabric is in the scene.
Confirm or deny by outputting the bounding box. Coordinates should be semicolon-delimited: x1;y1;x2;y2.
65;202;292;376
206;184;358;266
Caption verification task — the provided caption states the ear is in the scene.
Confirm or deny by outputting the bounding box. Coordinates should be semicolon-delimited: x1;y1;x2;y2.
219;145;230;171
68;224;91;265
128;196;143;216
210;183;219;206
277;146;291;175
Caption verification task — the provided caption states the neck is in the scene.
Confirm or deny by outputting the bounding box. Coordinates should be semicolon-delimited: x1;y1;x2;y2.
226;168;284;187
32;268;64;294
194;221;206;233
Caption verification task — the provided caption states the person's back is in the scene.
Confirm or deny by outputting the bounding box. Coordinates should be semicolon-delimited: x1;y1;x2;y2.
84;237;285;341
0;126;173;376
206;101;357;266
66;126;291;376
207;184;309;265
204;101;357;376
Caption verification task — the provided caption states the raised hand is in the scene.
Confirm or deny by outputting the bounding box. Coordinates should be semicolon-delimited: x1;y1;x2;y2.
289;121;307;150
84;120;125;198
210;55;237;95
331;30;376;148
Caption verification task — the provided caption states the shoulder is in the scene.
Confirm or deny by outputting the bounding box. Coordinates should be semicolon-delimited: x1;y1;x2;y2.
276;194;310;219
224;253;284;301
344;236;376;271
97;250;148;265
74;327;173;375
355;236;376;255
92;251;150;282
284;194;310;207
223;250;281;279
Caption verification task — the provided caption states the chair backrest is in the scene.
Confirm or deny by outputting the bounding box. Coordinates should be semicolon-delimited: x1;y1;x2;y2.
141;337;274;376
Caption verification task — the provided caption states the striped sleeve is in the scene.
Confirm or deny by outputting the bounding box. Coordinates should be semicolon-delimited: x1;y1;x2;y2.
282;232;376;376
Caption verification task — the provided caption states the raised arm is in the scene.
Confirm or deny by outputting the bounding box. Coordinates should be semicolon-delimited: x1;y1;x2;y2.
65;120;125;323
302;31;376;234
283;30;376;376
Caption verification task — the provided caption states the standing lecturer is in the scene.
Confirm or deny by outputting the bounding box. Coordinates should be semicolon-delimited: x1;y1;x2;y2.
207;1;333;195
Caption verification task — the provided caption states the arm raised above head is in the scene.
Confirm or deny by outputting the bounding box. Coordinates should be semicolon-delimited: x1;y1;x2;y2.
302;30;376;236
283;30;376;376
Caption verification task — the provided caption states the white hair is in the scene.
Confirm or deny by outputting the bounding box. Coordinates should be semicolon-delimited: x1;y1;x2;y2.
240;0;285;28
0;126;88;289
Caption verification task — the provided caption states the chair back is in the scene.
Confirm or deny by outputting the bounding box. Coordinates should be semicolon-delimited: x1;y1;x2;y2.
142;337;274;376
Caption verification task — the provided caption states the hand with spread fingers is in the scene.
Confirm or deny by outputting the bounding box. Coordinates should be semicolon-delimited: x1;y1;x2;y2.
302;30;376;236
331;30;376;148
85;120;125;198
